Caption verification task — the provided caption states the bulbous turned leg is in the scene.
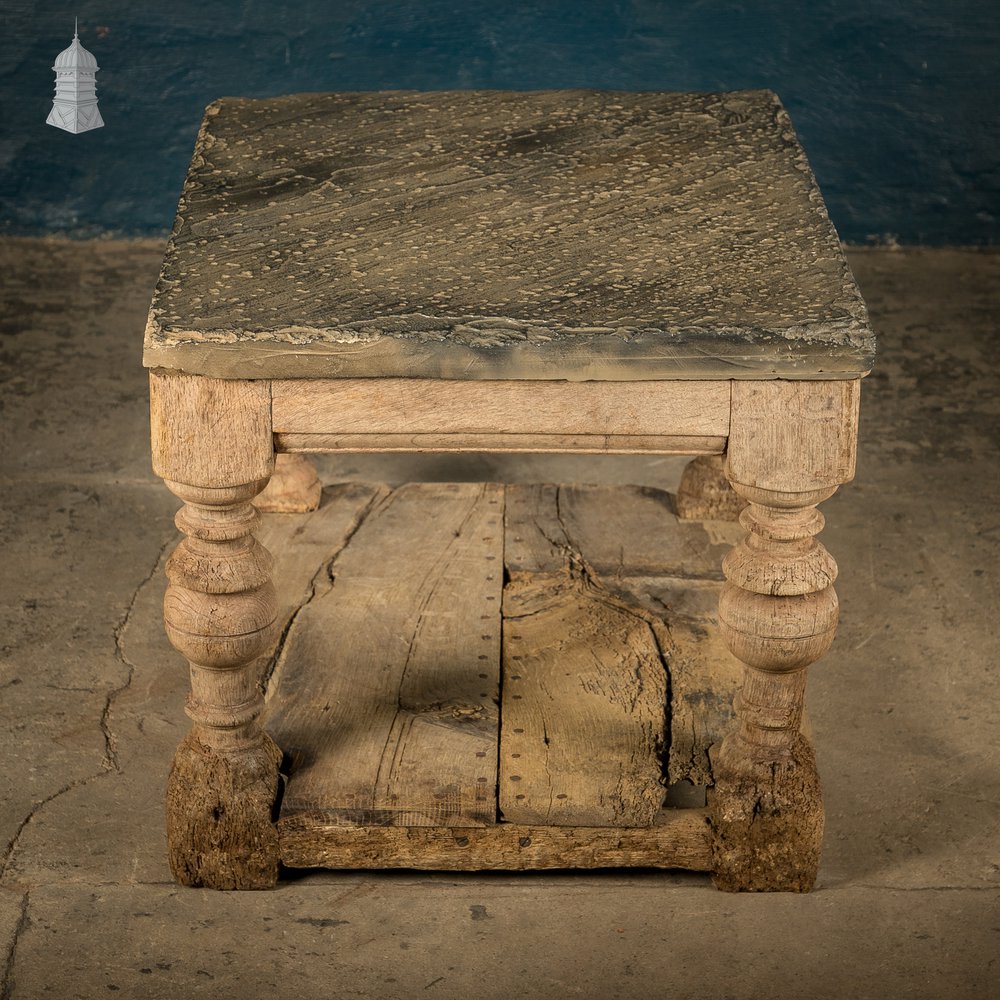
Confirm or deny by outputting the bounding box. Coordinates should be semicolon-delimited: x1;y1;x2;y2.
709;482;838;891
255;454;321;513
149;373;283;889
676;454;746;521
162;479;282;889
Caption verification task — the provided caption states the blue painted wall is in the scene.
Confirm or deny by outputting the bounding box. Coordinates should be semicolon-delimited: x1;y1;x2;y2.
1;1;996;243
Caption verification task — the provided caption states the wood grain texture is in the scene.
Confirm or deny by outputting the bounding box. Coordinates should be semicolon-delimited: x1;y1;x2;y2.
149;370;272;488
499;571;668;827
676;455;747;521
278;808;713;872
503;484;744;789
275;432;727;455
727;379;860;496
271;379;730;437
256;483;743;845
143;89;875;381
504;483;729;580
266;483;504;827
238;479;834;880
710;402;852;891
161;476;282;889
255;481;390;689
254;454;322;512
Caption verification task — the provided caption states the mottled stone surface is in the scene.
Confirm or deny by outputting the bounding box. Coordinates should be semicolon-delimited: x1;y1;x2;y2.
143;89;875;380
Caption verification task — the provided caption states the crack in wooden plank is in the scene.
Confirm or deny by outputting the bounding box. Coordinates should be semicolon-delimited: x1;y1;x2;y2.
372;484;490;809
261;485;391;699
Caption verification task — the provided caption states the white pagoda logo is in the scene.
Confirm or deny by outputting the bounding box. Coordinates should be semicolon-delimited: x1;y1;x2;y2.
46;19;104;134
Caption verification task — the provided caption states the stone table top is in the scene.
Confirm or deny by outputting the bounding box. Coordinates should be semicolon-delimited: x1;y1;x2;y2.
143;89;875;381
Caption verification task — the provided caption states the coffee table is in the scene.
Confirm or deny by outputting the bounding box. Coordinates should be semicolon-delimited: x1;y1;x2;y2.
143;89;875;892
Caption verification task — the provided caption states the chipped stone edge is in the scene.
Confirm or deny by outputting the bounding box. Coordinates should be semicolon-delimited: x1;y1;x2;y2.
142;320;874;381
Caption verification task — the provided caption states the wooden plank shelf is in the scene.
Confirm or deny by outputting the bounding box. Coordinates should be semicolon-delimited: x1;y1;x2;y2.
260;481;745;873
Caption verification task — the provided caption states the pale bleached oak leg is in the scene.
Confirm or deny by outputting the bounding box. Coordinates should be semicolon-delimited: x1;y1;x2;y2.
255;453;321;513
676;454;746;521
709;379;860;892
150;372;282;889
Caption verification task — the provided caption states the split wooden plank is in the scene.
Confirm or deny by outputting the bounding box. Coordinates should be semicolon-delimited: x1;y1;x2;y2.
278;808;713;872
255;481;389;687
660;614;740;788
610;572;745;789
503;484;744;790
499;572;669;827
503;484;568;577
266;482;505;827
504;484;731;580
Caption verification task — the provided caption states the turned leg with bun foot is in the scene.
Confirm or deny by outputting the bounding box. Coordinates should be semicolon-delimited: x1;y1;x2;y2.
150;372;283;889
709;380;860;892
255;454;321;513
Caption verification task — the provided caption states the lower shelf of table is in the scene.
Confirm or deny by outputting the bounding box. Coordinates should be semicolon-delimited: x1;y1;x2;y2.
259;480;745;872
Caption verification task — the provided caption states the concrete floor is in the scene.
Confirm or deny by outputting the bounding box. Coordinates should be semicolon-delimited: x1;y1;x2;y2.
0;240;997;998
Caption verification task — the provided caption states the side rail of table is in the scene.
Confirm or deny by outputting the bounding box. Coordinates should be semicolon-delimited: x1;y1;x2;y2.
148;371;859;891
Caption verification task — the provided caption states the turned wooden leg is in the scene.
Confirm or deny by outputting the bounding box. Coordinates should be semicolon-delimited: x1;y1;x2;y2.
255;453;321;513
150;372;283;889
162;480;282;888
676;454;746;521
709;379;860;892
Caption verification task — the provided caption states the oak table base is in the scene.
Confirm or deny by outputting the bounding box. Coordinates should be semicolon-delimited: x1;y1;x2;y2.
144;88;873;892
149;372;860;892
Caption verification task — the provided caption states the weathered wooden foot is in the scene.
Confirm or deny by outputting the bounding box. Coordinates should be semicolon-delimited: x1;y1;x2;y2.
255;454;321;513
676;454;746;521
166;732;283;889
710;732;823;892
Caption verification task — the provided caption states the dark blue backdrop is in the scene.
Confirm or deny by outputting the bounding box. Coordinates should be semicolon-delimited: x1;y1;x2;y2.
1;1;996;243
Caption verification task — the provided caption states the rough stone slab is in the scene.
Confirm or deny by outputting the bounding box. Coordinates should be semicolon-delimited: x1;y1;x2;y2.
143;89;875;380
